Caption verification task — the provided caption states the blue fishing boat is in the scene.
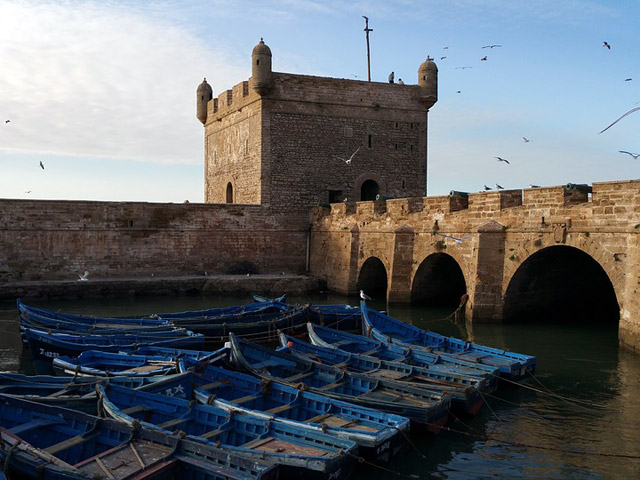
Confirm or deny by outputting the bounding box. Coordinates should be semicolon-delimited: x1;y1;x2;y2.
279;332;485;415
229;333;451;431
360;302;537;380
52;350;186;378
307;322;500;388
123;345;226;363
23;327;205;374
190;359;410;462
0;393;278;479
97;383;357;480
0;372;193;414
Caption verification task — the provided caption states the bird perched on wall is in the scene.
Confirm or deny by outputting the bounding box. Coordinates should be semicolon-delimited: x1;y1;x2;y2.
388;71;394;83
360;290;372;301
484;185;492;191
603;41;611;49
39;161;45;170
397;78;404;85
335;147;361;165
496;183;504;190
619;150;640;159
76;271;89;281
495;156;510;164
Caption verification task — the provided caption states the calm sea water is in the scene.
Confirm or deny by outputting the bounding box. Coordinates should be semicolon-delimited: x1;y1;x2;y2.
1;293;639;480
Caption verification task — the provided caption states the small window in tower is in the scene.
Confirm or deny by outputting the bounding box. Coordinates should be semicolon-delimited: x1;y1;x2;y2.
402;180;406;189
128;220;134;228
410;144;414;151
226;183;234;204
368;134;372;148
394;143;398;150
256;59;260;65
394;122;399;129
245;139;249;155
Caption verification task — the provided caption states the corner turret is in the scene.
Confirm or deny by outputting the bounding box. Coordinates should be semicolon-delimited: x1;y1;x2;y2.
251;38;272;95
418;57;438;109
196;78;213;124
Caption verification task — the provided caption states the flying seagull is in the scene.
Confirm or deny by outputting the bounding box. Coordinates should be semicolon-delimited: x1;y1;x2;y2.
482;44;502;49
480;56;488;61
495;156;510;164
39;161;45;170
619;150;640;159
76;271;89;281
4;120;9;123
455;66;472;70
435;232;472;243
360;290;372;301
598;107;640;134
335;147;361;165
522;137;530;143
484;185;492;191
443;46;449;50
24;190;31;194
496;183;504;190
625;78;632;82
603;41;611;49
440;56;447;60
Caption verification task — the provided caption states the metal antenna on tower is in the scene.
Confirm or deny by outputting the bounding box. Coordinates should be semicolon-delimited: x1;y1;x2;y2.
363;16;372;82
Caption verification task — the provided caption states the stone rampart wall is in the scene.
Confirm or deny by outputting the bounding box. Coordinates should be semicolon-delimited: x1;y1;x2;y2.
0;200;308;282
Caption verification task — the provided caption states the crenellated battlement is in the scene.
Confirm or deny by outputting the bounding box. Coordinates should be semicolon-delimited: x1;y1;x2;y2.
209;81;253;118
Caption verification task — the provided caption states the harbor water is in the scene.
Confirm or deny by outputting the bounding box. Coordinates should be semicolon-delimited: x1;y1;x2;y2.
1;293;639;479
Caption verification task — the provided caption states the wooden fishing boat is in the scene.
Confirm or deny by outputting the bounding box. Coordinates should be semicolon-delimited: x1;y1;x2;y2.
0;372;193;414
279;332;485;415
51;350;185;378
360;302;537;380
0;393;278;479
229;333;451;431
190;360;410;462
97;383;357;480
23;327;205;375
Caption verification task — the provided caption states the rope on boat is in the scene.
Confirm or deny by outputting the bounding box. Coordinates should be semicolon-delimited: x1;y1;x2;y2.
343;450;421;479
475;388;504;423
429;422;640;460
391;426;426;459
492;372;605;411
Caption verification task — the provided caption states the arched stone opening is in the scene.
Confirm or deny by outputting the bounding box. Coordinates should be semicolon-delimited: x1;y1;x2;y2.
226;183;233;204
360;180;379;201
503;246;619;324
358;257;388;298
411;253;466;306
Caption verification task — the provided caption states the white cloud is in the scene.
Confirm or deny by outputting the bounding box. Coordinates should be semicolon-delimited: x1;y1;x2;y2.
0;0;247;165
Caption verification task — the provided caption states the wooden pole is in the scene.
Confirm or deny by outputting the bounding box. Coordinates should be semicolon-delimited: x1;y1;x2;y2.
363;16;372;82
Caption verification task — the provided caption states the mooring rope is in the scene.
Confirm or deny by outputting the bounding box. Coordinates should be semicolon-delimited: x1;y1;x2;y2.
343;450;421;479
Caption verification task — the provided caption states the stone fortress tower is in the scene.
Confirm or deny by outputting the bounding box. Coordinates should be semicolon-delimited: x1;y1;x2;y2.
197;39;438;218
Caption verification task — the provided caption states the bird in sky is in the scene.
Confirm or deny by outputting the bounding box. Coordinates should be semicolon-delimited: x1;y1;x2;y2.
335;147;361;165
360;290;372;301
4;120;9;123
39;161;45;170
496;183;504;190
455;66;472;70
625;78;632;82
603;41;611;49
435;232;473;243
599;107;640;134
529;184;541;188
484;185;492;191
443;46;449;50
495;156;510;164
482;44;502;49
76;270;90;281
522;137;531;143
480;56;488;61
440;56;447;60
456;90;461;93
619;150;640;159
24;190;32;194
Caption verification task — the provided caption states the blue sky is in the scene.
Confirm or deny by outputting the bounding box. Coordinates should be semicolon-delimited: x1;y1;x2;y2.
1;0;638;202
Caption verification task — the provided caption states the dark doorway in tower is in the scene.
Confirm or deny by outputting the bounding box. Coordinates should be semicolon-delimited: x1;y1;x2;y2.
360;180;379;201
226;183;233;204
411;253;467;307
503;246;619;324
358;257;387;299
328;190;343;204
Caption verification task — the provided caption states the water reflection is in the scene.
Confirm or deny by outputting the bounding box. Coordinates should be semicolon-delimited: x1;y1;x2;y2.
1;294;639;479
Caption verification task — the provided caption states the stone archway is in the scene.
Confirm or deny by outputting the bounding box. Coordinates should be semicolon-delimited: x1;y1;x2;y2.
411;252;467;306
360;180;379;201
358;257;388;298
503;245;619;324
